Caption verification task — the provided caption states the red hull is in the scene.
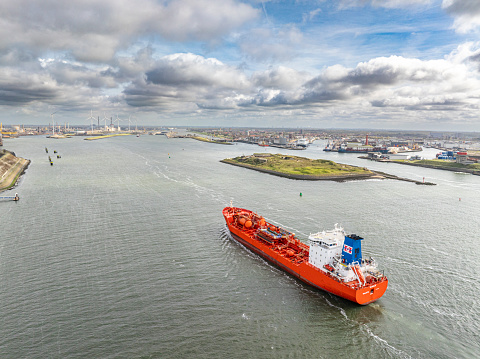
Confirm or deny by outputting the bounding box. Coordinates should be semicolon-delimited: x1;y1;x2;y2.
223;207;388;305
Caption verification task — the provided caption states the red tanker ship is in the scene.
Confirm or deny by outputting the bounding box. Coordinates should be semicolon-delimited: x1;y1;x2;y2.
223;206;388;305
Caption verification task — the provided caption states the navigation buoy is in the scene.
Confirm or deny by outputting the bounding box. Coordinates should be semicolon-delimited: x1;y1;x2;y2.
300;192;302;197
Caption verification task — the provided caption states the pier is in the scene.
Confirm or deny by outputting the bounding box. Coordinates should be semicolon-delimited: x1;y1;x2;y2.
0;193;19;201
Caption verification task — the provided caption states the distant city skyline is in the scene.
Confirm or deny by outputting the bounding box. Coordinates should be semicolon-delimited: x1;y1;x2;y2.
1;0;480;131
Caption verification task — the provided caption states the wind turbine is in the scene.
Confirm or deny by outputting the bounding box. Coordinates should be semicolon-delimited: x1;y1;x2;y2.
114;115;122;131
86;110;95;134
126;115;132;132
102;112;109;132
50;111;57;135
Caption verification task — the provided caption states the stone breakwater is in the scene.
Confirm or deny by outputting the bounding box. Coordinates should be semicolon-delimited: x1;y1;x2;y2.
0;150;30;192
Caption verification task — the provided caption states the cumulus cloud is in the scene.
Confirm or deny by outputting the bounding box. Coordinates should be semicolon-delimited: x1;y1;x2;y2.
153;0;259;42
245;54;480;113
118;46;480;119
251;66;310;90
442;0;480;33
125;53;252;109
2;0;480;129
49;62;118;89
0;0;259;63
146;53;249;89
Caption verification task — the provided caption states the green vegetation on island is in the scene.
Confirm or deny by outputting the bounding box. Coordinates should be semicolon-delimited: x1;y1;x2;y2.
222;153;375;181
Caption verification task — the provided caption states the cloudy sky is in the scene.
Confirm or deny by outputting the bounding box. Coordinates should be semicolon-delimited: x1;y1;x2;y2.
1;0;480;130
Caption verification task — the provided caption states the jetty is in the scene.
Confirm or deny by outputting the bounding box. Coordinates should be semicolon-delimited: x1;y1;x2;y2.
84;133;133;140
0;193;19;201
190;135;233;145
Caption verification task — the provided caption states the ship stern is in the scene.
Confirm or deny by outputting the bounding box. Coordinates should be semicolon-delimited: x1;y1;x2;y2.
355;279;388;305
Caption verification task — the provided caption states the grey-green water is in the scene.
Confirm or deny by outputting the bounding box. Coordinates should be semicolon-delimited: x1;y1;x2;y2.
1;135;479;358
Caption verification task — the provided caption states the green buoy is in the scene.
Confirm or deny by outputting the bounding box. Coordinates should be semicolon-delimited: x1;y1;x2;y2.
300;192;302;197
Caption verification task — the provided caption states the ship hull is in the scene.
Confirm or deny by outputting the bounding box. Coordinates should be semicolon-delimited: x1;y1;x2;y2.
223;207;388;305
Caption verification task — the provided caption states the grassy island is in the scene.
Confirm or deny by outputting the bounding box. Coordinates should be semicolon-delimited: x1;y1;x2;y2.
222;153;376;181
222;153;436;184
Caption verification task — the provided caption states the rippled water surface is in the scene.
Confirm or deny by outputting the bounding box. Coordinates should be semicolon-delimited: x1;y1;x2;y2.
1;135;479;358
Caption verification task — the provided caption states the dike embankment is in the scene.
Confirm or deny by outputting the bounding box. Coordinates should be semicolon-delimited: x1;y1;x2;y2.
392;161;480;176
359;156;480;176
190;136;233;145
220;159;435;185
0;150;31;192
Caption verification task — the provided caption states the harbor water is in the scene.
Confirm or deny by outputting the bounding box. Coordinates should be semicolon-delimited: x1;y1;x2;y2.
1;135;479;358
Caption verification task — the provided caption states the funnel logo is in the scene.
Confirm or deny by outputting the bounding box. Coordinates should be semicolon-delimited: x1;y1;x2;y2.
343;244;352;254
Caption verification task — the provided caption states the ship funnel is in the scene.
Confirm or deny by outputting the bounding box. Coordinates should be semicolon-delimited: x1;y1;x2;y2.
341;234;363;265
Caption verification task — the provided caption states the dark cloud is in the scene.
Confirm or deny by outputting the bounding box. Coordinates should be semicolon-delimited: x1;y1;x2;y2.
0;73;59;105
0;87;57;105
0;47;37;66
46;62;117;89
467;49;480;71
145;53;249;89
125;53;251;108
252;67;309;90
442;0;480;16
442;0;480;33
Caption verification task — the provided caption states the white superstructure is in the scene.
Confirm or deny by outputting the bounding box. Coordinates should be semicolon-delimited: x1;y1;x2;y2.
308;224;344;268
308;224;383;284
